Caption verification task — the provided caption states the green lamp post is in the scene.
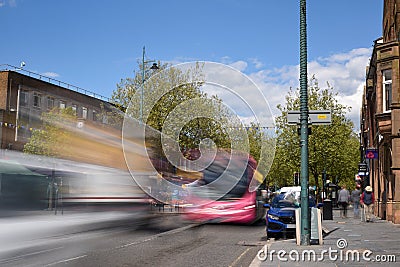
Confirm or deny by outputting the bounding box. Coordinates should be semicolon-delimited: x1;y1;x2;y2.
140;46;159;124
299;0;310;246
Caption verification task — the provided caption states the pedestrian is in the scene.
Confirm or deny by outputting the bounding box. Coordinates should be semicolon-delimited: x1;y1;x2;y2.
338;185;350;218
361;186;375;222
351;185;361;218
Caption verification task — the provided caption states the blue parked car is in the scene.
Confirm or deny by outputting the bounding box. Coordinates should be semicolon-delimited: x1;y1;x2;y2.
264;191;316;238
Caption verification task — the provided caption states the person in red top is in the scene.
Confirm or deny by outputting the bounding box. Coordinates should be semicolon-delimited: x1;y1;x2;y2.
360;186;375;222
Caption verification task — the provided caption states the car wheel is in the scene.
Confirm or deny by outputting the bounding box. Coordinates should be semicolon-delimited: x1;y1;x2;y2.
266;231;275;239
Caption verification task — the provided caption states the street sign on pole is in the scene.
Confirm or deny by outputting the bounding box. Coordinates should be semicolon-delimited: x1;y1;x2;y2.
287;110;332;125
358;163;368;172
358;163;369;176
365;148;378;159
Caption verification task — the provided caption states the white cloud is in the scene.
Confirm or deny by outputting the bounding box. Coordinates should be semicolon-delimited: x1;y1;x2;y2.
169;48;370;130
249;58;264;69
0;0;17;7
321;48;371;63
336;82;364;126
220;56;231;64
211;48;372;130
228;60;248;72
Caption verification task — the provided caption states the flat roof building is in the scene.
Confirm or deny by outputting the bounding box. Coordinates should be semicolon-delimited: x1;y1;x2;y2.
0;66;117;151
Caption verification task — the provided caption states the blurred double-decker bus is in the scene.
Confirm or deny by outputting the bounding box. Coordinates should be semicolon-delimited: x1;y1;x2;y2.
181;149;265;224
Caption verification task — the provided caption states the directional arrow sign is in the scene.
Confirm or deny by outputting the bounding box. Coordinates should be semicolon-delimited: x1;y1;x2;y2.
287;110;332;125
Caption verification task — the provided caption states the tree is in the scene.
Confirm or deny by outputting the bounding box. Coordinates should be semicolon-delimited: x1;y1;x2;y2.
266;76;359;191
95;102;124;129
111;62;254;158
23;107;77;157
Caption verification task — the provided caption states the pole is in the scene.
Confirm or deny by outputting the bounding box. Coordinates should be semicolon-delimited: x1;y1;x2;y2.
15;85;21;142
141;46;145;124
360;120;364;162
359;119;369;189
299;0;310;246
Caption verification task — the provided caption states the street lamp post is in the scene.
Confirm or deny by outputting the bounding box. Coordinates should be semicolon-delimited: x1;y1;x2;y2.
140;46;159;124
299;0;310;246
360;119;365;162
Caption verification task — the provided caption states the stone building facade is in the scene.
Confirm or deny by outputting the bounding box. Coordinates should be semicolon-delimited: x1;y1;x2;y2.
363;0;400;224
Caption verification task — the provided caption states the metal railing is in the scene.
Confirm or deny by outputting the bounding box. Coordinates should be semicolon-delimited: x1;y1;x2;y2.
0;64;111;102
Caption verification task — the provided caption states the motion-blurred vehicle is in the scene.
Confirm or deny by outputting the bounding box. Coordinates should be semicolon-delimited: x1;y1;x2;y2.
0;150;152;215
183;150;265;224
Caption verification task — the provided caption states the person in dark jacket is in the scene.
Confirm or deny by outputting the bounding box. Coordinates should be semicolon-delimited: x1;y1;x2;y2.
360;186;375;222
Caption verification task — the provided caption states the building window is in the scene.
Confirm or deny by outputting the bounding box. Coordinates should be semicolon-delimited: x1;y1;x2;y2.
19;112;31;140
383;69;392;112
82;107;87;119
33;93;41;108
92;110;97;121
47;97;55;110
71;104;77;115
59;100;66;109
19;91;28;107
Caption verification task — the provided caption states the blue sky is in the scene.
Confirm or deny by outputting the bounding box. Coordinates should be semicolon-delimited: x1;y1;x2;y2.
0;0;383;128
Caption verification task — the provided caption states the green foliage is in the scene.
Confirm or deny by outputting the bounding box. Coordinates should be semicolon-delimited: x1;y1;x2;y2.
23;107;77;156
112;62;240;154
267;76;359;190
95;102;124;128
111;61;274;174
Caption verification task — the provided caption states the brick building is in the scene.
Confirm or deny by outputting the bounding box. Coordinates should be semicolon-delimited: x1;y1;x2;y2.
362;0;400;224
0;67;116;151
0;66;150;210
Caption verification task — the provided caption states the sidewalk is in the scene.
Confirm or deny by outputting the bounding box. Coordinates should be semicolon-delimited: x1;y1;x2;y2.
250;209;400;266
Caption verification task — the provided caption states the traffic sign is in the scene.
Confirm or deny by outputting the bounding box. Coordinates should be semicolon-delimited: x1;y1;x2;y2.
358;163;368;172
287;110;332;125
365;148;378;159
358;163;369;176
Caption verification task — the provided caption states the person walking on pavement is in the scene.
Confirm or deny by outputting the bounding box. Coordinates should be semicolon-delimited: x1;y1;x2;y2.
351;185;361;218
361;186;375;222
338;185;350;218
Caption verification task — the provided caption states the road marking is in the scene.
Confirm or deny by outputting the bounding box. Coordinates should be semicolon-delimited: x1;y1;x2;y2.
0;246;64;264
237;241;268;246
45;254;88;266
229;247;252;267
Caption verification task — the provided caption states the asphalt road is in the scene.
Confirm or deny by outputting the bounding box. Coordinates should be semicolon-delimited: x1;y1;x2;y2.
0;214;267;267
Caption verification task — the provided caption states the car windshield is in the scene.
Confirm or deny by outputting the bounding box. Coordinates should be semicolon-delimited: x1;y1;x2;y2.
271;193;299;208
270;192;316;208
